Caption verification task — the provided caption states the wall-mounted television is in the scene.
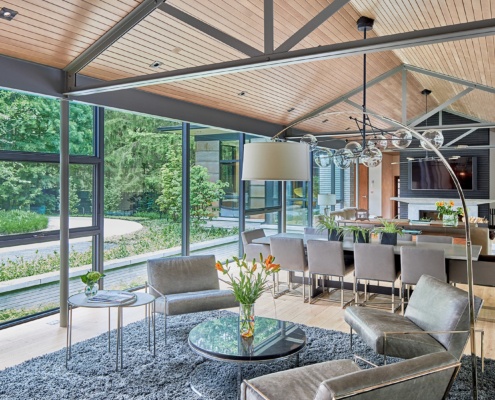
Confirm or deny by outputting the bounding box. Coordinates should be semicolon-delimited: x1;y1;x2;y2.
409;156;477;190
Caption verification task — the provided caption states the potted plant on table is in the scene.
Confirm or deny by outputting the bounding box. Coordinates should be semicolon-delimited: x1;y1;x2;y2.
374;219;403;246
81;271;105;298
216;254;280;338
317;215;344;241
435;200;464;227
344;225;371;243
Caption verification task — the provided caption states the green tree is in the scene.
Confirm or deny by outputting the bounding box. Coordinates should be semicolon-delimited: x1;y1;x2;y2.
157;138;228;225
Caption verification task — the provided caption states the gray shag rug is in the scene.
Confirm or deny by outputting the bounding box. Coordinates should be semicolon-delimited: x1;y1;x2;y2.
0;310;491;399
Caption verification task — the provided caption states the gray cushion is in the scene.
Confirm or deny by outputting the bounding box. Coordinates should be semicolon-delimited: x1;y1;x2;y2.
155;289;238;315
147;255;219;296
315;352;458;400
405;275;483;359
344;306;445;359
241;360;360;400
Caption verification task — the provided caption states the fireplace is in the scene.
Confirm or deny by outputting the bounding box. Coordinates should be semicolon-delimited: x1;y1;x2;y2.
419;210;440;221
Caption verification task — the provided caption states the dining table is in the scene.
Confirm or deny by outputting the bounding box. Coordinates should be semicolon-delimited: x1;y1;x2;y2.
252;232;481;297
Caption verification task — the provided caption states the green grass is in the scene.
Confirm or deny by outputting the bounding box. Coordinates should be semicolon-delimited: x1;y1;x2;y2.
0;210;48;235
0;221;238;282
0;303;58;322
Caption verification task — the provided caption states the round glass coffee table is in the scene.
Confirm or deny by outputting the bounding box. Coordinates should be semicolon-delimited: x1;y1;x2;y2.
188;316;306;398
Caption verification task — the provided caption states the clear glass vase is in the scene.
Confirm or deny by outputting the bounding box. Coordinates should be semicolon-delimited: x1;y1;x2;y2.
442;214;458;227
239;303;255;338
84;283;98;298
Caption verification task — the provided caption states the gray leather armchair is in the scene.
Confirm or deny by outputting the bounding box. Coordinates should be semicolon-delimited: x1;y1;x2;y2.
147;255;238;342
345;275;483;362
241;352;460;400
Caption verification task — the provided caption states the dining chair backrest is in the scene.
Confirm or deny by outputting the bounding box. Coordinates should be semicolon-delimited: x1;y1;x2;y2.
400;247;446;285
307;240;345;276
354;243;396;281
400;233;413;241
241;229;266;246
270;237;307;272
416;235;453;244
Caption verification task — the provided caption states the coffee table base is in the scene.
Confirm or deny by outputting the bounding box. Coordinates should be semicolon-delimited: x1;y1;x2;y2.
190;355;300;400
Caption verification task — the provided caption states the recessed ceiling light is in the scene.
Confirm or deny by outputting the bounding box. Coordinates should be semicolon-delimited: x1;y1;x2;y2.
0;7;18;21
238;91;247;96
287;107;295;112
149;61;163;68
322;119;329;123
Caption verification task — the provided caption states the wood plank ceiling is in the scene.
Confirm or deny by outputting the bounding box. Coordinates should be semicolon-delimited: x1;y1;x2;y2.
0;0;493;135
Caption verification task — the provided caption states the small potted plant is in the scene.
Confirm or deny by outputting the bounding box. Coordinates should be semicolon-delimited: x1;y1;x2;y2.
344;225;371;243
317;215;344;241
374;219;403;246
81;271;105;298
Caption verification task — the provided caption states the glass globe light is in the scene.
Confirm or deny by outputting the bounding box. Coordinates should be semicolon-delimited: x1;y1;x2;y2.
391;128;413;149
314;148;333;168
333;148;353;169
367;134;388;151
361;147;383;168
344;141;363;156
420;129;444;150
301;134;318;150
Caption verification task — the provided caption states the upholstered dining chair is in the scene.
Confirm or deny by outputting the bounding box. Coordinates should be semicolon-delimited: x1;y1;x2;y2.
353;243;400;312
400;247;446;313
270;237;308;303
307;240;353;307
241;229;271;261
416;235;453;244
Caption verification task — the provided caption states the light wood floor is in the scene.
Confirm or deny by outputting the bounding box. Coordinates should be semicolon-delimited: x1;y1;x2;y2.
1;279;494;371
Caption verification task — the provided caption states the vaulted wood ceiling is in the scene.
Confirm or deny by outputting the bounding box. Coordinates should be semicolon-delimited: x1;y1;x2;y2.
0;0;493;136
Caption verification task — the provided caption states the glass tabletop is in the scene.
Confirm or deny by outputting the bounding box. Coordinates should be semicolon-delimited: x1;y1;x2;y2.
188;316;306;362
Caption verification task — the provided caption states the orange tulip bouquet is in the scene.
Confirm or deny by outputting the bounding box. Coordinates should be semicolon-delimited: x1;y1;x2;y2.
436;200;464;227
216;254;280;338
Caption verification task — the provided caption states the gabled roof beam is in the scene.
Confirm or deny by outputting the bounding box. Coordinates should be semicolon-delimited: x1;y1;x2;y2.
275;0;351;53
64;0;164;79
444;128;478;147
405;65;495;95
264;0;274;54
158;3;263;57
344;99;394;126
66;18;495;96
408;87;474;126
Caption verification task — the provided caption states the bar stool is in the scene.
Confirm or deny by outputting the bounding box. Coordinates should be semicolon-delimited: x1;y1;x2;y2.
307;240;354;307
270;237;308;303
353;243;400;312
400;247;446;314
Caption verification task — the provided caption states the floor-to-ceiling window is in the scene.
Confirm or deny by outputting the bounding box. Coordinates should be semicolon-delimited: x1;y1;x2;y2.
0;90;97;324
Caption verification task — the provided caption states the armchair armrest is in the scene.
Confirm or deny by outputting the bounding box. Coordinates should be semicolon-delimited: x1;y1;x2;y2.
146;281;167;299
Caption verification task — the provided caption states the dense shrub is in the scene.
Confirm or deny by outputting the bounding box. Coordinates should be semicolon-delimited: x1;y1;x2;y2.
0;210;48;234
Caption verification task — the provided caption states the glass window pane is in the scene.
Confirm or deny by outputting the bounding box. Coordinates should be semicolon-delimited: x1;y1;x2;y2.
69;164;94;229
0;161;59;237
69;103;94;156
0;89;60;153
286;181;309;228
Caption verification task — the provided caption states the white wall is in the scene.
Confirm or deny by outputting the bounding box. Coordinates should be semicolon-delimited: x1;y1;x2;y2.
368;163;382;217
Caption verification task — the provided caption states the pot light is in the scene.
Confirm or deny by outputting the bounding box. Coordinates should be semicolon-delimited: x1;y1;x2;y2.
0;7;17;21
149;61;163;68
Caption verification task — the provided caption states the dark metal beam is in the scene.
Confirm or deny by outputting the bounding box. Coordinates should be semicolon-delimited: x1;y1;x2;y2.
406;64;495;95
182;122;191;256
264;0;274;54
66;18;495;96
64;0;164;77
275;0;351;53
159;3;263;57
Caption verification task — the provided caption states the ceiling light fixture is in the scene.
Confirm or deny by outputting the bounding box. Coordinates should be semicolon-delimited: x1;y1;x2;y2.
149;61;163;68
238;91;247;96
420;89;444;149
287;107;295;112
0;7;17;21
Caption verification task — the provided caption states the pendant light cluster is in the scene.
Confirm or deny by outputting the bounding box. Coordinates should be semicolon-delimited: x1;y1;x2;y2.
307;18;444;170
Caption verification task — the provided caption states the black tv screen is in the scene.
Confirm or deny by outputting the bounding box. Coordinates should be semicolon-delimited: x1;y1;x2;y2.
410;156;476;190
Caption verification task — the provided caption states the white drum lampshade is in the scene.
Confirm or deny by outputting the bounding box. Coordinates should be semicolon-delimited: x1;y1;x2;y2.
317;194;336;206
242;142;310;181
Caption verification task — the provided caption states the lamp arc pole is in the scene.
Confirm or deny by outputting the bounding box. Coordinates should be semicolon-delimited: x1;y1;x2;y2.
270;110;477;399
